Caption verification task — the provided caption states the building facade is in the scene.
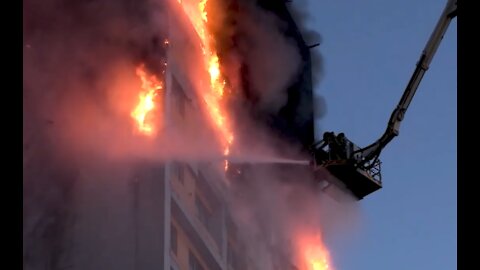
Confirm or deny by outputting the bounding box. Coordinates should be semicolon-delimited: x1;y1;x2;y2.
23;1;314;270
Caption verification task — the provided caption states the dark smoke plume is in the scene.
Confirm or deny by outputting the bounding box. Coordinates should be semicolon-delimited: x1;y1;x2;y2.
286;0;324;86
286;0;328;126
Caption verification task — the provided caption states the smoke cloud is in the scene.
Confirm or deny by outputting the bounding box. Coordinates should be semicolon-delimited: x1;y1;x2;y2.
286;0;324;87
286;0;328;133
24;0;357;269
23;0;172;268
235;4;302;114
226;164;360;269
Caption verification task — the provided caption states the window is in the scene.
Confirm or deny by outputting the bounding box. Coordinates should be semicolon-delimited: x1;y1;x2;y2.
227;241;246;270
195;175;223;248
195;195;211;230
170;224;177;256
227;243;237;269
172;75;187;119
188;250;205;270
177;163;185;185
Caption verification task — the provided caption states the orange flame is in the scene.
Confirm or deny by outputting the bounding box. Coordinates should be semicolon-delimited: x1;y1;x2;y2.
295;231;334;270
177;0;234;170
131;64;163;136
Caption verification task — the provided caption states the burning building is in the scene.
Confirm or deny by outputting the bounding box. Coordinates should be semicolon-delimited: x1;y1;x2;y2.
23;0;333;269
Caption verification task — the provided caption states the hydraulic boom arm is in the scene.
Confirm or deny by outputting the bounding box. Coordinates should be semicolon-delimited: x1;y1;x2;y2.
355;0;457;167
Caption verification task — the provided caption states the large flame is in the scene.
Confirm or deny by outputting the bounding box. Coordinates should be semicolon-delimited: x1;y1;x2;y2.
131;64;163;136
295;231;334;270
177;0;234;170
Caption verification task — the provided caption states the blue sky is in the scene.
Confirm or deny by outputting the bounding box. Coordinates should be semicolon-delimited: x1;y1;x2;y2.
302;0;457;269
